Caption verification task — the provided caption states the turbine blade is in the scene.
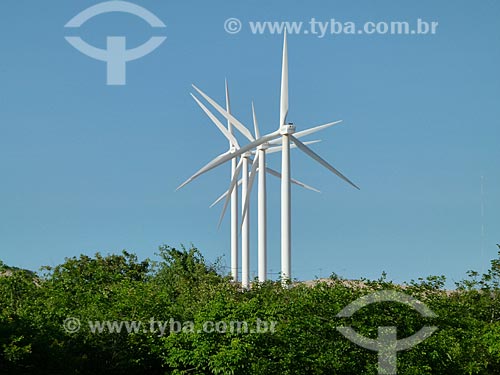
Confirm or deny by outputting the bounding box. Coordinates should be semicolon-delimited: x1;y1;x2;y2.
176;150;231;191
252;101;260;139
266;139;321;154
188;130;281;180
211;191;227;209
218;158;244;228
265;167;320;193
280;30;289;126
289;135;359;190
210;179;243;208
241;154;259;225
290;176;321;193
191;93;240;148
264;167;281;179
294;120;342;139
268;120;342;145
192;84;255;142
265;146;282;154
225;79;234;145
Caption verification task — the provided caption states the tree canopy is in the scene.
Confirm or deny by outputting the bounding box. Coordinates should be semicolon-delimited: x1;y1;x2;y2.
1;244;500;374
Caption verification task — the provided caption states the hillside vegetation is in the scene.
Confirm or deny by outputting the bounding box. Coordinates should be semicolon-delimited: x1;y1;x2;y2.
1;245;500;374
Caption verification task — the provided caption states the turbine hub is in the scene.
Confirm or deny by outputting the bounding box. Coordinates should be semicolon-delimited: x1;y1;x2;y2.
280;124;296;135
257;142;269;150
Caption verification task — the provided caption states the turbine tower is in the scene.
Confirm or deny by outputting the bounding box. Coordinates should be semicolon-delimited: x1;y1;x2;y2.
225;81;239;282
279;31;292;282
254;104;268;282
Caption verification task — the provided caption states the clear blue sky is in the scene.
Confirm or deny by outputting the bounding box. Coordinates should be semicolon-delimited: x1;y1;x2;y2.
0;0;498;287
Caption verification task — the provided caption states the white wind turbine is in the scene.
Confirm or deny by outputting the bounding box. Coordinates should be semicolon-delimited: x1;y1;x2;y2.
182;80;252;283
189;83;255;288
184;83;321;287
180;31;359;283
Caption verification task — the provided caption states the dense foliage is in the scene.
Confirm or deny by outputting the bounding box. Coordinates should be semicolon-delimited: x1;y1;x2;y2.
1;245;500;374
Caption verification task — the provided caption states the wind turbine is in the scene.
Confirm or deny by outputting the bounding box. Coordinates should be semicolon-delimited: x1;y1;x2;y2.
183;80;256;283
197;85;252;289
182;31;359;283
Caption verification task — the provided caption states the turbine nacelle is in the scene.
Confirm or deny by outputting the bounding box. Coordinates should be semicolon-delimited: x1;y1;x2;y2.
280;123;296;135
